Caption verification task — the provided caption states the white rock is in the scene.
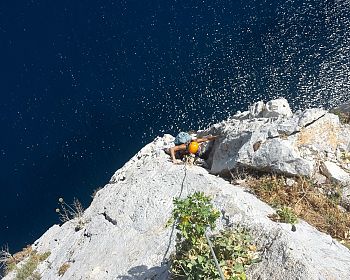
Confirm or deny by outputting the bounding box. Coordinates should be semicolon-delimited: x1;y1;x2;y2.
262;98;293;118
4;135;350;280
320;161;350;185
250;138;314;176
314;173;328;185
297;108;327;127
249;100;265;118
286;178;296;187
248;98;293;119
204;101;347;179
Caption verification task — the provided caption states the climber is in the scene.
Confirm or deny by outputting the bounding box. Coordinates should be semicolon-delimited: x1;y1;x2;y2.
165;132;218;164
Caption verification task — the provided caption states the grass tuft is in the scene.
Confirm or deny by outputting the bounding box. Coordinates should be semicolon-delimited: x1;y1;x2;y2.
270;207;298;224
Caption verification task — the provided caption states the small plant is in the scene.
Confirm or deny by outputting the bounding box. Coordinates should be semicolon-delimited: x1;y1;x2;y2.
169;192;258;279
0;245;50;279
341;151;350;163
0;245;36;276
171;192;220;244
58;262;70;276
274;207;298;224
56;197;85;231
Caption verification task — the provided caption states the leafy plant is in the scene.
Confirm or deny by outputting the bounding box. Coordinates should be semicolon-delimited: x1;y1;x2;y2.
169;192;258;279
171;192;220;244
275;207;298;224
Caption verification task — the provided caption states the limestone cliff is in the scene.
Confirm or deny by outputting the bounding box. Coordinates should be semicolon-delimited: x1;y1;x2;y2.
3;99;350;280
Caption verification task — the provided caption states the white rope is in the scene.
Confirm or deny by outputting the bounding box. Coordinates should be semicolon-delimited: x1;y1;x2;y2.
205;229;225;280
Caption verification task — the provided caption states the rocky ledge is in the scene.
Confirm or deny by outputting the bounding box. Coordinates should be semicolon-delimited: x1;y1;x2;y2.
3;98;350;280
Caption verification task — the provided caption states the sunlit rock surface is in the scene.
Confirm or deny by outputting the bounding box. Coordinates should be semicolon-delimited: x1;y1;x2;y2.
4;100;350;280
204;100;350;178
248;98;293;118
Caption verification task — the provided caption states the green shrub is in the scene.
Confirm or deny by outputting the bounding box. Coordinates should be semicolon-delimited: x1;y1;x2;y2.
169;192;258;279
276;207;298;225
171;192;220;244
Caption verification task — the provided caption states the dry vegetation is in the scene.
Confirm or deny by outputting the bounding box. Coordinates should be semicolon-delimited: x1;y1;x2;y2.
243;174;350;248
58;262;70;276
0;245;50;279
331;109;350;124
1;245;33;275
56;197;85;231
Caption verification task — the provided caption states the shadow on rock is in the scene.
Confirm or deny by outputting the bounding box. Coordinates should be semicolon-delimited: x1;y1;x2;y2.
117;263;170;280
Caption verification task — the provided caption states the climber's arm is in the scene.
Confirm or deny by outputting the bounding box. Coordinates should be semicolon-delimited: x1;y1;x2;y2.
169;144;187;164
195;135;218;144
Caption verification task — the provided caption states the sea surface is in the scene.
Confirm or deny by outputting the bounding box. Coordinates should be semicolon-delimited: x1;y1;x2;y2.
1;0;350;253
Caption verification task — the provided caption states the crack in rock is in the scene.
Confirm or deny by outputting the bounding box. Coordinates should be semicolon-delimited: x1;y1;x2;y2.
102;212;118;226
267;113;327;140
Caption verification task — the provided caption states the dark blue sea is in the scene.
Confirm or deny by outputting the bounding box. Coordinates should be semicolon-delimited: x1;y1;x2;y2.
1;0;349;254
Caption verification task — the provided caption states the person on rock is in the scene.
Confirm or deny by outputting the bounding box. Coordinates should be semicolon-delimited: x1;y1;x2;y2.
165;132;218;164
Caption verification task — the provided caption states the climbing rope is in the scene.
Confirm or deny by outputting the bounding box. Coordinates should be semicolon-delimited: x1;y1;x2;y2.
163;158;225;280
205;229;225;280
161;162;188;264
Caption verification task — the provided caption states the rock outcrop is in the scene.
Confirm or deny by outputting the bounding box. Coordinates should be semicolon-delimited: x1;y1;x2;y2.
3;99;350;280
201;99;350;208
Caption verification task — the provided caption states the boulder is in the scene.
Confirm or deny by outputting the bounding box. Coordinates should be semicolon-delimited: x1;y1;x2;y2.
320;161;350;185
248;98;293;119
204;100;349;179
249;100;265;118
262;98;293;118
320;161;350;209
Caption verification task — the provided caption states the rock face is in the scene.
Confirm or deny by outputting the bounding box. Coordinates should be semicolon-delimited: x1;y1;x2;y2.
4;99;350;280
202;99;350;180
201;98;350;210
